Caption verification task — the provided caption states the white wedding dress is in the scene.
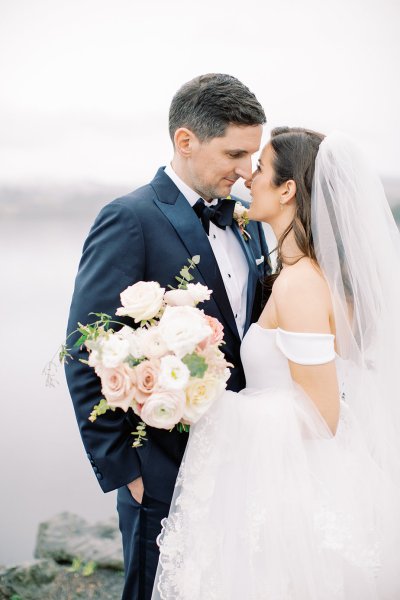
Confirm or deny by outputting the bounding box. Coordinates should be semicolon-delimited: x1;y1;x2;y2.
152;324;400;599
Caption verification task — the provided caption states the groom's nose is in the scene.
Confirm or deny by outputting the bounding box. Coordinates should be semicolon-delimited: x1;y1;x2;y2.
234;156;252;181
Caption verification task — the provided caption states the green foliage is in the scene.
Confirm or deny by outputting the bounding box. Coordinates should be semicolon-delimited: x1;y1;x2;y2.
131;421;148;448
81;560;97;577
68;557;82;573
182;353;207;378
89;399;114;423
173;255;201;289
59;344;72;364
125;356;145;368
68;557;97;577
11;595;24;600
176;422;190;433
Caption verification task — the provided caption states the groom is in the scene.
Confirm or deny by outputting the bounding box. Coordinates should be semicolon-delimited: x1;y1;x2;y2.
65;73;269;599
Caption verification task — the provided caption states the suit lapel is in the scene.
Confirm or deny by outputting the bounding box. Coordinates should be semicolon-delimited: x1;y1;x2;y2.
151;168;240;341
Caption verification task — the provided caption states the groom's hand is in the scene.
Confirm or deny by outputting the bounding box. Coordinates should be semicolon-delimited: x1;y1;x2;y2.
127;476;144;504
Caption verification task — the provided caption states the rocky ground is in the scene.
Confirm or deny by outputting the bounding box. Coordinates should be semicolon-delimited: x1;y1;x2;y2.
0;513;124;600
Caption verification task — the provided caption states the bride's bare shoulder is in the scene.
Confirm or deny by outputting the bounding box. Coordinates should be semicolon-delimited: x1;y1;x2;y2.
272;258;332;332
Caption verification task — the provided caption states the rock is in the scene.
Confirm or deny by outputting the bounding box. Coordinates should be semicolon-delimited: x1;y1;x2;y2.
34;512;123;571
0;559;124;600
0;559;59;599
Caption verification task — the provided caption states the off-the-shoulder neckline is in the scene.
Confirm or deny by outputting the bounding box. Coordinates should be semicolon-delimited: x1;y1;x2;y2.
253;322;335;338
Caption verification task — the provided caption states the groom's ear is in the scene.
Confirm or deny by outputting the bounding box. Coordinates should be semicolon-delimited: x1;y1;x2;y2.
280;179;296;205
174;128;197;158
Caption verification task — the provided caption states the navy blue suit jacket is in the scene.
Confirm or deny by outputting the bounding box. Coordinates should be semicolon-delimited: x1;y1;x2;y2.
65;167;270;503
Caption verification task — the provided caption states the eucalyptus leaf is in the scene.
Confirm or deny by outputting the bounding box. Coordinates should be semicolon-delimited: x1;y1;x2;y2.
182;353;207;378
73;334;87;348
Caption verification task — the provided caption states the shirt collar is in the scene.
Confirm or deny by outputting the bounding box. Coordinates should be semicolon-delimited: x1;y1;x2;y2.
164;164;219;206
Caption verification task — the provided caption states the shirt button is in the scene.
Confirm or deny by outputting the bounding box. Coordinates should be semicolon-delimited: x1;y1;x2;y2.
213;234;216;239
235;313;238;318
228;274;231;278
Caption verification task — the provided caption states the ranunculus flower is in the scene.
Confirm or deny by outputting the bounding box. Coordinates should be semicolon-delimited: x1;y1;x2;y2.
139;326;168;359
158;355;190;391
116;281;165;322
100;335;131;368
158;306;212;358
140;390;185;429
97;364;137;411
135;359;160;404
183;375;225;424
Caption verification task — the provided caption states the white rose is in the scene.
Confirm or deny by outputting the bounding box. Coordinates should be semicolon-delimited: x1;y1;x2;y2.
158;306;212;359
100;335;130;368
140;390;185;429
183;375;225;424
186;283;212;304
158;355;190;391
164;289;194;307
116;281;165;322
164;284;212;307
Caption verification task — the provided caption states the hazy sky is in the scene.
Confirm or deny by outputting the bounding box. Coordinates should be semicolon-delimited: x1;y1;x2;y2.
1;0;399;186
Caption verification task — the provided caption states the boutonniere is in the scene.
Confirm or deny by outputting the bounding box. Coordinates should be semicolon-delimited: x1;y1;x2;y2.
226;196;251;241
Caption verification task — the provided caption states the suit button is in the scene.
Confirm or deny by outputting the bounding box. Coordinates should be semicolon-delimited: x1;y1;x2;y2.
96;472;103;480
87;452;92;460
93;465;99;473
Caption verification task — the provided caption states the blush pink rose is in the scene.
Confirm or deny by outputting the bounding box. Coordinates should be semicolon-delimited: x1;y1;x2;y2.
134;359;160;404
198;316;224;349
96;364;137;412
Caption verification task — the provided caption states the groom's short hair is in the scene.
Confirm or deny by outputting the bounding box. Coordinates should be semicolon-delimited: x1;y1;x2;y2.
169;73;266;143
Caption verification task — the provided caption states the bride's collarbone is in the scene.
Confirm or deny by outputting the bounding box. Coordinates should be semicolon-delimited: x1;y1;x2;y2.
259;260;334;333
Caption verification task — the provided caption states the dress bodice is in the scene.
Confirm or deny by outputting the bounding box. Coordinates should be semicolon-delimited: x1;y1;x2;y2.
241;323;336;390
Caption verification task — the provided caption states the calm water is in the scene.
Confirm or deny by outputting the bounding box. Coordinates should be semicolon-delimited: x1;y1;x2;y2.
1;201;397;567
0;216;116;566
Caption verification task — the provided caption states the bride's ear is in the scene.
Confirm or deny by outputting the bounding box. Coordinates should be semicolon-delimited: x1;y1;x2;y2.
280;179;296;205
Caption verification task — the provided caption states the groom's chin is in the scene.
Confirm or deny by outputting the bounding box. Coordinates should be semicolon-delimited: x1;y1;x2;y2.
219;182;234;197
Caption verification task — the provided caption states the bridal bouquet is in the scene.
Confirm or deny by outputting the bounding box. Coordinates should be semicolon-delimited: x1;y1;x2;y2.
63;257;230;446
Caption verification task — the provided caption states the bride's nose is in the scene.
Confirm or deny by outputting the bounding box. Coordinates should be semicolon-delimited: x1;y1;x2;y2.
244;176;253;190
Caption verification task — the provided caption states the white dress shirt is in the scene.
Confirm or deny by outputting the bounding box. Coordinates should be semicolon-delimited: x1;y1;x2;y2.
164;164;249;338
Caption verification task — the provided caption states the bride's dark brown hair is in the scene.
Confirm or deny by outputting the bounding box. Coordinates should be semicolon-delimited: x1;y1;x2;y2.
265;126;325;288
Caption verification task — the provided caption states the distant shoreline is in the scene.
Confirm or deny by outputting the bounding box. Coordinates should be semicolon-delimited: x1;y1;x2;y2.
1;180;400;223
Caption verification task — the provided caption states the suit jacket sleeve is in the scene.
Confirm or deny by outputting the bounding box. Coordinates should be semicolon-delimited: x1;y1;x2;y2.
65;199;145;492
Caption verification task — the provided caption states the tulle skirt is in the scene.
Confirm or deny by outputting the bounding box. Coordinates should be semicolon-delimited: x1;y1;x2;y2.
152;386;400;599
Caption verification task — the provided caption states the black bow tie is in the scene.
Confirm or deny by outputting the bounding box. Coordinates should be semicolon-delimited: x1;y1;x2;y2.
193;198;235;235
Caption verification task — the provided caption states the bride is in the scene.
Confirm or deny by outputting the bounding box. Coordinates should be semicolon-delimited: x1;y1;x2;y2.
151;128;400;599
